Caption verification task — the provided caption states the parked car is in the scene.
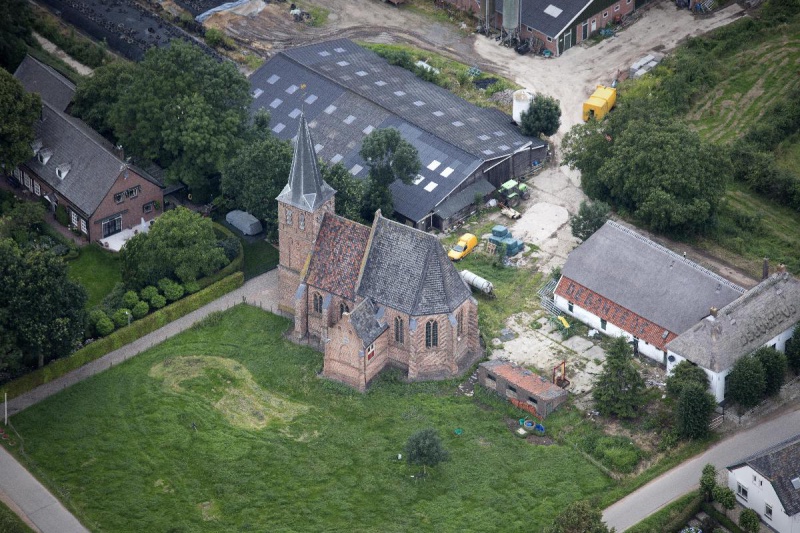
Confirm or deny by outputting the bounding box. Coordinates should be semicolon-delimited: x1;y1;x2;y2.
448;233;478;261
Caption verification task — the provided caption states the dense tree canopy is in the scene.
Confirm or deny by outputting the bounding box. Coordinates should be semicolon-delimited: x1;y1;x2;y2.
754;346;787;397
359;128;420;219
666;360;709;398
544;500;614;533
0;0;33;71
563;115;729;237
700;464;717;502
727;355;766;410
73;41;251;200
0;239;87;373
570;200;610;242
0;69;41;172
592;337;645;419
121;207;229;288
519;93;561;137
321;163;367;224
676;383;716;440
404;428;449;476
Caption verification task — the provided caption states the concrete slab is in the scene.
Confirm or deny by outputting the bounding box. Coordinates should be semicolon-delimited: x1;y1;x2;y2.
562;336;593;353
584;345;607;362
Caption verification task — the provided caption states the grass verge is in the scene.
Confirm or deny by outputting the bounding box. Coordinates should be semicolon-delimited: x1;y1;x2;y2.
0;500;33;533
67;243;122;309
0;272;244;400
7;305;613;532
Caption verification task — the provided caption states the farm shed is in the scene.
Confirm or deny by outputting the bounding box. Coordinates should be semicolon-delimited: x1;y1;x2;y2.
226;210;263;236
478;360;568;418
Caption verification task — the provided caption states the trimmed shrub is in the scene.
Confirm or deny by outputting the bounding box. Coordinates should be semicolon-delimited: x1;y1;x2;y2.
140;285;159;303
122;290;140;309
55;204;69;226
112;308;132;328
150;294;167;309
132;300;149;319
159;278;185;302
88;308;108;328
184;281;200;294
95;316;115;337
101;282;127;314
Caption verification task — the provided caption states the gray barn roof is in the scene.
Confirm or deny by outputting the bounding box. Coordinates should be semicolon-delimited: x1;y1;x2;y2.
498;0;593;38
562;221;744;335
728;433;800;516
13;55;75;112
667;273;800;372
434;177;495;221
249;39;540;223
357;215;472;316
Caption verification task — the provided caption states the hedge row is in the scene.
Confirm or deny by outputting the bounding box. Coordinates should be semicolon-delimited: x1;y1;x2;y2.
200;223;244;289
0;271;244;400
626;492;703;533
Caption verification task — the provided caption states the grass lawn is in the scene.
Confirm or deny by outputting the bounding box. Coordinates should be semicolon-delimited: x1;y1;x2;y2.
0;500;33;533
8;305;611;532
239;237;279;280
67;243;122;308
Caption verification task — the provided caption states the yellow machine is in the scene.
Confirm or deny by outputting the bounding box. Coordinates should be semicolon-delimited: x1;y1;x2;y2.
582;85;617;121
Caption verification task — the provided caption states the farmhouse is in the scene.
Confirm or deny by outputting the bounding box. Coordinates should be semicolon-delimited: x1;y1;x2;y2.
478;360;568;418
278;116;482;391
727;433;800;533
553;221;800;403
12;56;163;245
250;38;546;231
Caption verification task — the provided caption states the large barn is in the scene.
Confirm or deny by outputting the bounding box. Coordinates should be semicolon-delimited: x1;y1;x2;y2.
249;38;546;231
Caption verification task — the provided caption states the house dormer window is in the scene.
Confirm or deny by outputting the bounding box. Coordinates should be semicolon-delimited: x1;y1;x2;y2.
37;149;52;165
31;139;43;154
56;163;71;180
425;320;438;348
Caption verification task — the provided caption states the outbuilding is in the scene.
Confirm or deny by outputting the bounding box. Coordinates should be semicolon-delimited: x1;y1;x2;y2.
478;360;568;418
225;210;263;236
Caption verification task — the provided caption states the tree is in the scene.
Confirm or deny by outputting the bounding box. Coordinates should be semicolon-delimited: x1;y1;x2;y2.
120;207;229;288
677;383;715;440
519;93;561;137
727;355;766;410
592;336;645;419
72;61;136;136
754;346;787;396
359;128;420;218
0;239;87;369
0;69;41;172
321;162;367;224
699;464;717;502
787;327;800;375
404;428;449;476
713;485;735;517
544;500;614;533
0;0;33;71
106;41;251;199
220;134;293;237
667;360;710;398
570;200;611;242
739;508;760;533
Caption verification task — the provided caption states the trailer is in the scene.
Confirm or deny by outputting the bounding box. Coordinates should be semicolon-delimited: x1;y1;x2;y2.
582;85;617;122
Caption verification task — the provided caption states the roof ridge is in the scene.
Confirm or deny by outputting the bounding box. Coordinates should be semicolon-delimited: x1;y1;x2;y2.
606;220;745;294
43;102;123;166
720;272;792;316
354;210;382;294
25;55;77;92
410;236;438;316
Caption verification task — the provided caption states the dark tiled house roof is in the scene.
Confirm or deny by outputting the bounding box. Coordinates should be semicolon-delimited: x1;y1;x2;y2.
729;433;800;516
357;216;471;316
481;360;568;400
497;0;594;38
555;276;678;350
305;213;371;300
561;221;744;336
276;114;336;212
13;55;75;112
667;273;800;372
348;298;388;346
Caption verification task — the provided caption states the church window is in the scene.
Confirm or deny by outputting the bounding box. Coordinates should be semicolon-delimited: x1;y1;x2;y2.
286;209;293;226
312;292;323;314
299;213;305;230
339;302;349;318
425;320;438;348
457;309;464;336
366;343;375;361
394;317;404;344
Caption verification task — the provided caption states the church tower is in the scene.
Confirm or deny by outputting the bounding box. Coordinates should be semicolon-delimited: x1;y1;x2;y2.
276;115;336;315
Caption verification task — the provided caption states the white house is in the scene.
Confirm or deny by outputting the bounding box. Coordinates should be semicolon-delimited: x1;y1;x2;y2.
727;433;800;533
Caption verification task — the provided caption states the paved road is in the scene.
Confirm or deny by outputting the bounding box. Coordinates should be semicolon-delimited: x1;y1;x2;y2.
0;270;278;532
603;403;800;531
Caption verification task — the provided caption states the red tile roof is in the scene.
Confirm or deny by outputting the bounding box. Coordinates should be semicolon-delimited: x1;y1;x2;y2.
484;361;567;400
555;276;678;350
305;213;370;300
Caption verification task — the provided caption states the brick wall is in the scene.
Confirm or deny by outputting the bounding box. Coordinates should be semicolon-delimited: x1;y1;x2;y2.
323;316;389;391
575;0;634;45
91;168;162;242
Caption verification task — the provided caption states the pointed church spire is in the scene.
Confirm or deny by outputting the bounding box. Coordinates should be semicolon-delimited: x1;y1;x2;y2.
276;114;335;211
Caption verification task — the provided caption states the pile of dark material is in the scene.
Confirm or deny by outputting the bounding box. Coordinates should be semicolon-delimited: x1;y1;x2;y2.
38;0;222;61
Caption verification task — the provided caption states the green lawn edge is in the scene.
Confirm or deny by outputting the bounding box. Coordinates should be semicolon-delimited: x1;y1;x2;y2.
0;499;34;533
0;272;244;400
625;491;702;533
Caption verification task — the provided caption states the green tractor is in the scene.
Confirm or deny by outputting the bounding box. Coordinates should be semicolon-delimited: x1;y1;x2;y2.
498;179;530;207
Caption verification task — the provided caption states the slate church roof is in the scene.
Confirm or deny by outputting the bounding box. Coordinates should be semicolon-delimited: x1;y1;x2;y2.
276;114;336;212
348;298;388;347
667;273;800;372
558;221;744;336
728;433;800;516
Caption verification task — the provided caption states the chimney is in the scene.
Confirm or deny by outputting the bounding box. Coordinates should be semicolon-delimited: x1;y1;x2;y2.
763;258;769;280
115;144;124;160
710;307;718;318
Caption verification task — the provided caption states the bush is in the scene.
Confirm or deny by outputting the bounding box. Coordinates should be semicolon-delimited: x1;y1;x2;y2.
217;236;240;262
204;28;234;50
150;294;167;309
739;508;760;533
131;300;149;319
121;290;140;309
140;285;159;303
112;308;132;328
101;282;127;314
88;308;108;328
754;346;787;397
184;281;200;294
159;279;185;302
667;361;710;398
95;316;115;337
55;204;69;226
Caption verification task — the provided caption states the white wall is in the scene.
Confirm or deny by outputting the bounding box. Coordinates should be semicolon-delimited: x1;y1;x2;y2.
554;294;666;364
728;465;800;533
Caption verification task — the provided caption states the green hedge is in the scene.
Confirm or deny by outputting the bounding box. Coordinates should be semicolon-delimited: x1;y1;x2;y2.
627;491;703;533
200;223;244;289
0;272;244;400
701;502;746;533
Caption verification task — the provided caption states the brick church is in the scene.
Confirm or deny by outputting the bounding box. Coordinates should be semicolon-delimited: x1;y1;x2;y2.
277;116;482;390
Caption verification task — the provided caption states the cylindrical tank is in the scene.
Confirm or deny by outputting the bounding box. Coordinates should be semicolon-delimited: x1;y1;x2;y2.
502;0;519;33
460;270;494;295
512;89;534;124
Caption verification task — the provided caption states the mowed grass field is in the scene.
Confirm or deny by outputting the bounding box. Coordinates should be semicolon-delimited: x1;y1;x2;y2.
67;243;122;309
9;305;610;532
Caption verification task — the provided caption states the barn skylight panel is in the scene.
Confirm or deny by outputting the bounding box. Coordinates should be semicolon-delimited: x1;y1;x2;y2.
305;94;318;104
544;4;563;16
272;123;285;133
337;61;350;67
270;98;283;109
252;88;263;98
375;80;387;86
350;164;363;175
440;167;454;178
331;154;343;164
394;91;406;96
344;115;356;124
334;47;346;53
424;182;438;192
482;149;495;155
289;108;301;119
267;74;280;84
427;160;441;171
412;174;425;185
433;111;444;117
356;70;368;77
363;125;375;135
414;100;425;106
286;85;299;94
452;121;464;127
498;144;510;150
315;144;323;153
318;50;331;56
478;134;490;141
324;105;337;114
494;130;505;136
